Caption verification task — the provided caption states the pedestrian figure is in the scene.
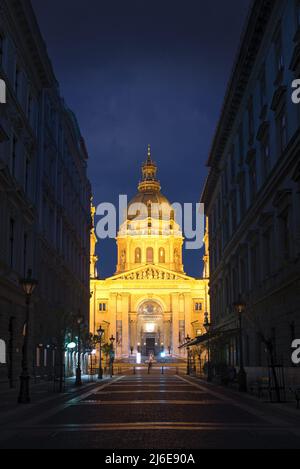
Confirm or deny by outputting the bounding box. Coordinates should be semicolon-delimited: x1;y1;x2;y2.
147;353;154;374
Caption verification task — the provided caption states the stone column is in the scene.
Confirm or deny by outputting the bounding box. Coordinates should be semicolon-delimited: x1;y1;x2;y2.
121;294;129;357
110;293;117;352
129;317;137;354
171;293;180;357
184;294;193;338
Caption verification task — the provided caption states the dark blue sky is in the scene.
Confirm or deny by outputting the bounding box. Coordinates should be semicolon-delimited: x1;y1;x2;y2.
31;0;251;278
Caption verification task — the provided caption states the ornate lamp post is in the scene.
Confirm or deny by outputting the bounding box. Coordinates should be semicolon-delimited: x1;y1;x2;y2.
18;269;38;404
203;312;212;382
97;325;104;379
185;335;191;375
75;315;83;386
233;300;247;393
109;335;115;377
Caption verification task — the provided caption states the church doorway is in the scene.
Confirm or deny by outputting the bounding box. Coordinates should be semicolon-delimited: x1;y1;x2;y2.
137;300;164;358
145;338;155;356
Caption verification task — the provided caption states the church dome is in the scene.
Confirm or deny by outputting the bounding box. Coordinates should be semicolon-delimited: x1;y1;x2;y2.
127;145;175;222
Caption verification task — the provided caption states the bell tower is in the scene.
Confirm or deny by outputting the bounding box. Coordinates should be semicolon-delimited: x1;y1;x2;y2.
90;203;98;279
115;145;184;274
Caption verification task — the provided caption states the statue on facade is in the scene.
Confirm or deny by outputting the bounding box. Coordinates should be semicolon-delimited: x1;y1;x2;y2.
120;250;126;270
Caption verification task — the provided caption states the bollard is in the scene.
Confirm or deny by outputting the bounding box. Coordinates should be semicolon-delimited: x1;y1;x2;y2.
133;366;136;375
161;366;164;375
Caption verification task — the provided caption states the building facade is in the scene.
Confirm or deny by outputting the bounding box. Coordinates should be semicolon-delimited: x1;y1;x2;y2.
201;0;300;383
0;0;91;387
90;147;209;359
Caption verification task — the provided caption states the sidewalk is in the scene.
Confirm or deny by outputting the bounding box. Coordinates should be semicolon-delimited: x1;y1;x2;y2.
187;374;300;424
0;374;110;422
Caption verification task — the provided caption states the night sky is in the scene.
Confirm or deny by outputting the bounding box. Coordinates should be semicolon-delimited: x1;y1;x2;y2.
31;0;251;278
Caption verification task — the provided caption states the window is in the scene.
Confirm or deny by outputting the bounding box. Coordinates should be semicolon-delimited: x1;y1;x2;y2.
23;233;27;276
11;136;17;177
249;159;257;202
0;33;4;66
223;209;229;246
296;1;300;27
159;248;165;263
194;302;202;311
261;137;271;180
247;98;254;143
230;151;236;182
9;218;15;268
290;322;296;342
259;66;267;109
135;247;141;263
232;266;239;299
240;255;248;292
263;228;272;278
274;30;284;75
27;92;33;124
280;211;290;259
231;191;237;231
238;125;244;164
0;339;6;364
271;328;277;362
222;166;228;197
277;111;287;154
14;64;20;96
250;244;259;288
24;156;30;195
239;178;246;218
146;247;153;263
99;303;107;312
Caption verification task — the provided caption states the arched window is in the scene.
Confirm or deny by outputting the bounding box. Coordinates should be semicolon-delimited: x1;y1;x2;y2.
0;339;6;364
146;247;154;263
159;248;165;263
135;247;142;263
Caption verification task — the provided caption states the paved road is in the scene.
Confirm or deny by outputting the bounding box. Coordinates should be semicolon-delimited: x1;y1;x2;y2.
1;370;300;449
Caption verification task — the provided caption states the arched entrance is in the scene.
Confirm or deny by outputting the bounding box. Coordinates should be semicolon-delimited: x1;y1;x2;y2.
137;300;164;357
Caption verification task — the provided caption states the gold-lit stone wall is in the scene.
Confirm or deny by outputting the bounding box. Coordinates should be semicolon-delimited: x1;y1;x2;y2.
90;147;209;359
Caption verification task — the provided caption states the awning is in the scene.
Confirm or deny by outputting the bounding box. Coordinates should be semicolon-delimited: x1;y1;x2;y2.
179;327;239;349
179;334;208;349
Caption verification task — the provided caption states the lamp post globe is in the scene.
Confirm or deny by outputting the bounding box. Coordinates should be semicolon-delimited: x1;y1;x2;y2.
18;269;38;404
97;325;104;380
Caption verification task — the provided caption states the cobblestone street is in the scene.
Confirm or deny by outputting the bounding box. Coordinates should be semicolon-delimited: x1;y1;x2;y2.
1;370;300;449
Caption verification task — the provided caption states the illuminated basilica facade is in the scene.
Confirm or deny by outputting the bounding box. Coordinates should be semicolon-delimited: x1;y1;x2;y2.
90;147;209;359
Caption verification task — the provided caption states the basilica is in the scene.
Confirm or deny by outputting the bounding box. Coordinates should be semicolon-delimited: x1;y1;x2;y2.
90;147;209;359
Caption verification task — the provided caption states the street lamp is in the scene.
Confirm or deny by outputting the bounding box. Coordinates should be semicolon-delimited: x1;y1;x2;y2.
18;269;38;403
109;335;115;377
75;315;83;386
185;335;191;375
97;325;104;379
203;312;212;382
233;300;247;392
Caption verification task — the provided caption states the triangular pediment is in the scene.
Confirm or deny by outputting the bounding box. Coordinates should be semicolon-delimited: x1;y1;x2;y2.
107;264;195;281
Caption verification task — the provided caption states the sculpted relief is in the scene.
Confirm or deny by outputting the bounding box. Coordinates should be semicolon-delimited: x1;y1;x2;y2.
119;266;181;281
